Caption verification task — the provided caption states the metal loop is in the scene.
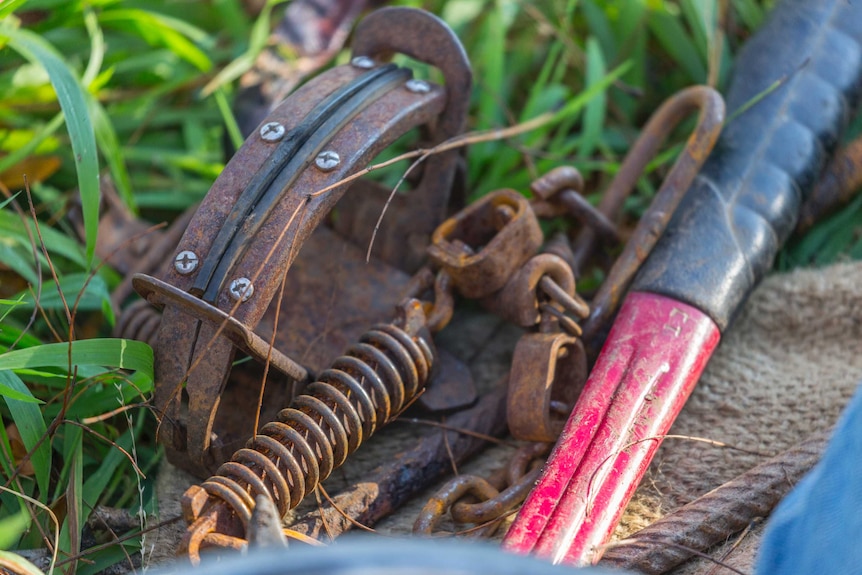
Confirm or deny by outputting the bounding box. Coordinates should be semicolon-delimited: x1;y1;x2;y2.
580;85;725;344
428;189;543;299
415;443;551;534
480;253;578;329
538;276;590;320
507;332;588;442
530;166;620;244
414;475;500;535
539;303;583;338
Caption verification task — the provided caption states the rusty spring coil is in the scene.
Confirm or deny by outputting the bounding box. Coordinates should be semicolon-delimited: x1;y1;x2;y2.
191;321;435;533
113;299;162;346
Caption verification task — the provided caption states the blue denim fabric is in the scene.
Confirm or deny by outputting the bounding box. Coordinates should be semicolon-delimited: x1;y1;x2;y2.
757;382;862;574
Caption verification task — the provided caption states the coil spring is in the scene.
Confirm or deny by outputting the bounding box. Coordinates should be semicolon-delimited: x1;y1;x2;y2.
197;322;434;530
114;299;162;346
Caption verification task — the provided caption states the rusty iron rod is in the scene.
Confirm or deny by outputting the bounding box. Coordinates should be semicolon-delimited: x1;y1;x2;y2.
797;136;862;233
289;382;509;539
580;86;725;346
598;429;830;575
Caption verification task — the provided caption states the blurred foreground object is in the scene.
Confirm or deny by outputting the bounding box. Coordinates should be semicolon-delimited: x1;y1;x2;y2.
756;382;862;575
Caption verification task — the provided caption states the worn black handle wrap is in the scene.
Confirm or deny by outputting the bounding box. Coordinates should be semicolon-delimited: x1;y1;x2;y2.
632;0;862;331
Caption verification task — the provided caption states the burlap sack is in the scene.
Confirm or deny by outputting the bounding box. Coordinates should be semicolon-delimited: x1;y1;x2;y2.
628;261;862;573
152;261;862;574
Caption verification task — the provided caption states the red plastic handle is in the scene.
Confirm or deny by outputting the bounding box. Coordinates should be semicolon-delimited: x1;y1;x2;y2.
502;291;720;565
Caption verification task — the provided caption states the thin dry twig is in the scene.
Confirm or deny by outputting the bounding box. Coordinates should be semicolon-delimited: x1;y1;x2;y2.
81;402;153;425
254;250;291;436
308;111;557;201
397;418;517;447
442;415;459;477
585;434;773;517
0;180;44;352
704;519;762;575
54;515;183;568
313;487;336;541
25;183;72;329
62;420;146;479
251;173;316;436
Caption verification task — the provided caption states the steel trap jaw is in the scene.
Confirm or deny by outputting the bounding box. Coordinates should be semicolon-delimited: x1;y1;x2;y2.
132;8;472;478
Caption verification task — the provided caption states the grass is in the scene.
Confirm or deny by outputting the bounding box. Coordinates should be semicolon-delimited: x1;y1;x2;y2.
0;0;859;573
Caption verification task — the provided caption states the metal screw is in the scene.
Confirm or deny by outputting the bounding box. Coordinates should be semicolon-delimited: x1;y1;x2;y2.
229;278;254;302
174;250;199;274
260;121;285;142
350;56;375;69
315;150;341;172
405;79;431;94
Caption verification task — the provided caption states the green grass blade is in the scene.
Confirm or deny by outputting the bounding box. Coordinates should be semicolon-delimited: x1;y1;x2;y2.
0;244;38;286
581;0;617;63
0;113;65;177
77;544;140;575
579;36;607;159
0;415;17;480
82;4;132;209
552;60;632;123
0;378;42;404
0;551;43;575
0;0;28;19
14;273;112;319
0;209;87;269
725;74;788;124
0;339;154;382
89;102;134;211
0;294;27;323
214;87;244;151
680;0;711;63
82;8;105;87
58;424;83;574
613;0;647;40
212;0;252;47
522;41;564;121
201;0;277;96
647;8;706;83
99;8;212;72
0;371;50;497
731;0;764;30
0;505;30;550
469;1;512;167
82;428;137;511
0;21;100;264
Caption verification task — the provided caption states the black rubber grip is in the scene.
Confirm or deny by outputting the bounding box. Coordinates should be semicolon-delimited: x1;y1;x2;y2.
632;0;862;331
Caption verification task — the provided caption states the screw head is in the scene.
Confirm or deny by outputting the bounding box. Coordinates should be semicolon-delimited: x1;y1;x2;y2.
174;250;199;274
405;78;431;94
228;278;254;302
350;56;375;69
315;150;341;172
260;121;285;142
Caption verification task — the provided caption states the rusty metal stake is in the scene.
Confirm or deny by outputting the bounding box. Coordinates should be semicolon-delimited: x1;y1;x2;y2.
797;136;862;232
598;429;830;575
580;85;725;346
